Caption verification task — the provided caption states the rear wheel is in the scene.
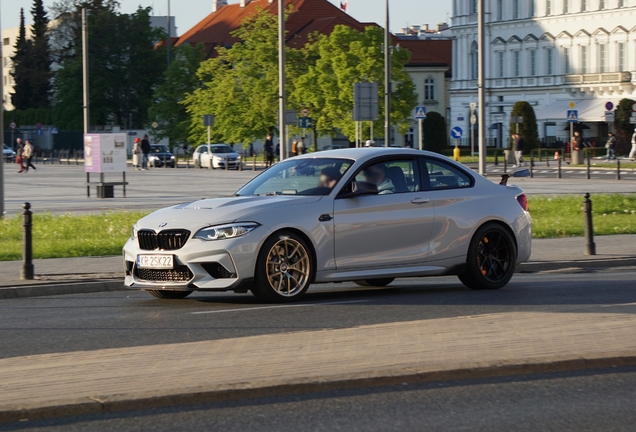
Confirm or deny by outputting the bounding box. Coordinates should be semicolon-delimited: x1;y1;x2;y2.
354;278;394;287
458;223;516;290
251;232;313;302
146;290;193;299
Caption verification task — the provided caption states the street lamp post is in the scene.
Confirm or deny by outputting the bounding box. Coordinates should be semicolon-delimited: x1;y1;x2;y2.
278;0;286;161
82;8;90;135
0;1;5;218
167;0;172;67
477;0;487;175
384;0;391;147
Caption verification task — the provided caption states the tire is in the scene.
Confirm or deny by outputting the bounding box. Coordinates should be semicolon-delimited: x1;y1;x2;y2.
354;278;395;287
251;231;314;302
146;289;193;299
458;222;517;290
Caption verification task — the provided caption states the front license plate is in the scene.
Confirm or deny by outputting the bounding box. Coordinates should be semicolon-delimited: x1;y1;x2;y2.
137;255;174;269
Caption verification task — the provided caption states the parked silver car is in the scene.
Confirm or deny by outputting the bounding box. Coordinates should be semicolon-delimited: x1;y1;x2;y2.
123;148;532;302
192;144;241;169
3;144;16;162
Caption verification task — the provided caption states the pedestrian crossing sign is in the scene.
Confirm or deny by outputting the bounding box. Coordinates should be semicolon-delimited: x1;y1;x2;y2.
567;110;578;122
415;106;427;119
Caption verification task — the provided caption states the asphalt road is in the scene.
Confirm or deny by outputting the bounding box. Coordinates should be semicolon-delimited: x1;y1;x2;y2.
1;270;635;360
3;367;636;431
2;163;635;216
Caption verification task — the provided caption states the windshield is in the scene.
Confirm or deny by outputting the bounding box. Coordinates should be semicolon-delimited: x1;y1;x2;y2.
150;145;169;153
211;145;234;154
236;158;353;197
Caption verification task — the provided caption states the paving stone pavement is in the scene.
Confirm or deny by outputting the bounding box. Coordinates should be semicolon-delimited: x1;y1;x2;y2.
1;307;636;419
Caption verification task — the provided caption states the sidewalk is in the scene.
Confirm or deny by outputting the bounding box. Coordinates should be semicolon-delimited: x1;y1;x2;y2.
1;235;635;296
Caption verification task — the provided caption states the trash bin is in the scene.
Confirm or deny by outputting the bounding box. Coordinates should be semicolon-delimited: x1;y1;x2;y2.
571;149;582;165
97;185;114;198
503;150;516;165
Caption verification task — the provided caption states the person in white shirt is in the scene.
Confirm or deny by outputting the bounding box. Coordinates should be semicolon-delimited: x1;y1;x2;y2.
629;129;636;161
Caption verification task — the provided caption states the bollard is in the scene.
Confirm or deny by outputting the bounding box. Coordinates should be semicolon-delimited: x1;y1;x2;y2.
494;150;499;166
67;149;71;165
583;193;596;255
530;157;534;178
617;159;621;180
239;154;243;171
21;203;34;280
557;158;562;179
586;157;591;180
503;157;507;174
225;155;229;170
253;154;256;171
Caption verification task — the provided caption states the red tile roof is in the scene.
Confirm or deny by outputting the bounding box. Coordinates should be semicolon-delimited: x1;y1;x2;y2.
175;0;451;70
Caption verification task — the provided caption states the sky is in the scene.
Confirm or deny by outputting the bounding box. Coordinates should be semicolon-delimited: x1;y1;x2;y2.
1;0;452;35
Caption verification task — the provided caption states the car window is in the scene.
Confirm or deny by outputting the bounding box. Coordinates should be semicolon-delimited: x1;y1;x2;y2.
211;145;234;154
424;159;473;190
349;159;420;195
150;145;169;153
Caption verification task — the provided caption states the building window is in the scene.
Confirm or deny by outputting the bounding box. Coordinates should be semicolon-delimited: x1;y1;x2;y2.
581;45;588;73
530;50;537;75
530;0;535;16
470;0;477;14
619;0;624;6
564;0;569;13
599;0;605;8
546;0;551;15
581;0;587;11
424;77;435;100
470;42;478;80
498;52;505;77
514;51;521;76
546;48;553;75
513;0;519;18
599;44;607;73
497;0;503;20
2;38;9;46
564;47;571;74
618;42;625;71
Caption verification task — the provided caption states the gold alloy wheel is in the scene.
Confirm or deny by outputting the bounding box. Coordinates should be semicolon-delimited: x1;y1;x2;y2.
265;238;311;297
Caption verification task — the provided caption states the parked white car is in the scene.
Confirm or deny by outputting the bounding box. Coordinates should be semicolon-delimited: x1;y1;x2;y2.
192;144;241;169
123;148;532;302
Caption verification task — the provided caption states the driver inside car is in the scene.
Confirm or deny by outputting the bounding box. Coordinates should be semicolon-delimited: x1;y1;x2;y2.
363;163;395;194
319;167;342;189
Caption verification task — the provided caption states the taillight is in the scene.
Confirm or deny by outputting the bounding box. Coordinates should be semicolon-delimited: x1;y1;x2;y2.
516;194;529;212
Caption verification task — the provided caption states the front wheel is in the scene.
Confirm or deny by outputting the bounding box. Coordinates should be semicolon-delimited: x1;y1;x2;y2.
458;223;517;290
251;232;313;302
354;278;394;287
146;290;193;299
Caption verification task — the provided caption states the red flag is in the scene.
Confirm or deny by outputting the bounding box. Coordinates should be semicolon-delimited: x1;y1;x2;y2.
340;1;348;11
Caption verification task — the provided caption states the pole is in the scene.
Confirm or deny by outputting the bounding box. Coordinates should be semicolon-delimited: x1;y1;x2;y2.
384;0;391;147
418;118;423;150
355;121;359;148
583;193;596;255
370;121;374;144
0;0;4;219
477;0;486;175
82;8;90;135
21;203;34;280
569;122;573;158
278;0;286;162
166;0;172;67
471;116;475;158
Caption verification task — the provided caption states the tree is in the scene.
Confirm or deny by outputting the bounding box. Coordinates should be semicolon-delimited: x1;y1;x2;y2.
148;43;206;148
509;101;539;151
292;25;417;142
30;0;53;108
52;3;166;130
185;8;306;146
422;111;447;153
10;9;34;110
614;98;635;155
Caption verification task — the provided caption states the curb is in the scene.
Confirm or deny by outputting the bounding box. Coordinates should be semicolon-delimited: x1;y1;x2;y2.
1;352;635;424
0;280;127;299
518;257;636;273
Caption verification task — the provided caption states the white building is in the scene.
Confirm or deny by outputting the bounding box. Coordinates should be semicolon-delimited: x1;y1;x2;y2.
450;0;636;148
2;26;32;111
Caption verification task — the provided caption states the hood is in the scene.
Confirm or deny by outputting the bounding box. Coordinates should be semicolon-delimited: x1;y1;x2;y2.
136;195;322;230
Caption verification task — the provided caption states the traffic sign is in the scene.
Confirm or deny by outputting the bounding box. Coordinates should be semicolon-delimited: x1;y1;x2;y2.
414;106;427;119
151;122;159;129
298;117;313;128
35;129;43;136
605;102;614;111
51;127;59;135
301;108;310;118
9;122;16;130
630;117;636;124
569;101;576;109
451;126;463;139
604;111;615;123
632;102;636;112
567;110;578;122
510;116;524;124
203;114;214;127
35;122;42;131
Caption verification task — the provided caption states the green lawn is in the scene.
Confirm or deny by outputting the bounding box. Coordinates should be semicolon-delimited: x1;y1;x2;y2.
1;195;635;261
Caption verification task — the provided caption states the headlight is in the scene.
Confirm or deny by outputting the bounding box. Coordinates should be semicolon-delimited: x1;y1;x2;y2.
170;155;175;159
149;155;158;161
131;224;138;240
194;223;259;241
237;155;241;160
213;156;222;161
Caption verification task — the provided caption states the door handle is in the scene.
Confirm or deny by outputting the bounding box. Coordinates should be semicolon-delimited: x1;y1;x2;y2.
410;198;430;205
319;214;333;222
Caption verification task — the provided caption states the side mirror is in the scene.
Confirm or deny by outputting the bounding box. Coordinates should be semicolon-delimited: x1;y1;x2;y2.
344;181;379;198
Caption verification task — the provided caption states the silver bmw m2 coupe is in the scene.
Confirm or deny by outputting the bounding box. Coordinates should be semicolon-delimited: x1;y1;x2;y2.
123;148;532;302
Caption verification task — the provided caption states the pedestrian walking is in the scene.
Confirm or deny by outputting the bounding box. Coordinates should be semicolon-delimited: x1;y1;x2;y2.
16;138;25;173
132;138;141;170
629;129;636;161
264;133;274;167
297;136;306;155
571;131;582;151
22;139;37;172
512;133;525;167
291;140;298;157
605;132;617;160
275;142;281;162
141;134;150;170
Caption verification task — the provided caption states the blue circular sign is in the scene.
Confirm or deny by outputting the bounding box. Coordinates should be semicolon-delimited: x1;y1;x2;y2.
605;101;614;111
451;126;463;139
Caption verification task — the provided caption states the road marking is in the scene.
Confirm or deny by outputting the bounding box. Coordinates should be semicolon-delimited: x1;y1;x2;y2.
191;300;369;315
